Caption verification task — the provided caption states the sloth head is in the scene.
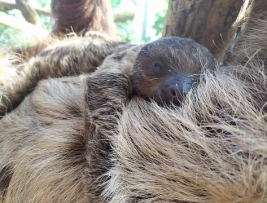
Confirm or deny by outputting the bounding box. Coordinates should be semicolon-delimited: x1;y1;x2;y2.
131;37;216;106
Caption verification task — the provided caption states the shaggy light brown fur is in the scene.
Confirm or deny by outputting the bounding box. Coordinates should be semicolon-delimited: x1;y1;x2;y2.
1;36;216;117
0;32;130;117
0;0;267;202
101;1;267;201
104;66;267;202
1;44;267;203
12;31;121;64
0;63;131;202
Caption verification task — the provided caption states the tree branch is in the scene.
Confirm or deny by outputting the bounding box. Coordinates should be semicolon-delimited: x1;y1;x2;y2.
0;1;133;25
0;0;50;15
114;12;135;23
15;0;44;27
218;0;252;62
1;1;133;24
0;12;48;39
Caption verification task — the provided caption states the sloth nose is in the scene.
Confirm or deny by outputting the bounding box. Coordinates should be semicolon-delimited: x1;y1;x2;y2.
166;85;183;105
165;75;193;105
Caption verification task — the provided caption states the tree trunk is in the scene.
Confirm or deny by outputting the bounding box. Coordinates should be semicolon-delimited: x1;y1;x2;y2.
163;0;244;60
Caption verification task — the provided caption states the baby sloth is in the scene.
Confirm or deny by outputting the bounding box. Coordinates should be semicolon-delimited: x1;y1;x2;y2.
130;37;216;105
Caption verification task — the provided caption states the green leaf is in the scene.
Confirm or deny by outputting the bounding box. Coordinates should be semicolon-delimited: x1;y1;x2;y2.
111;0;122;9
152;10;167;37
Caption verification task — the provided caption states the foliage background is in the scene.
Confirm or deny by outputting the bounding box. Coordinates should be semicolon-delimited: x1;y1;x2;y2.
0;0;168;47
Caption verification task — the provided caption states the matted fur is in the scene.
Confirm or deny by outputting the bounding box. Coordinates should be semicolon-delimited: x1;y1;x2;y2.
0;76;87;202
0;0;267;202
1;50;267;202
102;1;267;200
0;64;131;202
12;31;122;63
0;32;130;117
1;36;215;117
104;65;267;202
0;51;22;118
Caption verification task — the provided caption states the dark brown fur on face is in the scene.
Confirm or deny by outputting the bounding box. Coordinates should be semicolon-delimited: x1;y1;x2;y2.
131;37;216;105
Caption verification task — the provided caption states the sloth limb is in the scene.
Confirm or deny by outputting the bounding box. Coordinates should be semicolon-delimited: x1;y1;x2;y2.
0;64;131;202
0;34;129;117
0;36;216;117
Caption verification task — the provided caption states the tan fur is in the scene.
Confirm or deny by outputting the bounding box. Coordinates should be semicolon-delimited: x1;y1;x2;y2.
10;34;63;63
11;31;119;63
0;51;22;118
0;32;129;117
104;66;267;202
1;45;267;202
0;0;267;202
1;36;215;117
101;1;267;201
0;61;131;202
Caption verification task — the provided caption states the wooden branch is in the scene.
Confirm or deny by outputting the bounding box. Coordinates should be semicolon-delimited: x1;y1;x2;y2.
15;0;44;27
0;1;133;24
163;0;244;60
0;12;48;39
0;0;50;15
218;0;252;62
114;12;135;23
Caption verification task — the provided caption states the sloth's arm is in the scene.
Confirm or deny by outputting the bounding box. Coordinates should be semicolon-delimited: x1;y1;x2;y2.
0;36;127;117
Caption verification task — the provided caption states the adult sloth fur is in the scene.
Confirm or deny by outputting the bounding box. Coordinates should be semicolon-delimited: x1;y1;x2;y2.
105;67;267;202
1;48;266;203
103;1;267;202
0;1;267;203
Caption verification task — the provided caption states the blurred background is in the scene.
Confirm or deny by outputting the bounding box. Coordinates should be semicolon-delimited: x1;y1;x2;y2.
0;0;168;47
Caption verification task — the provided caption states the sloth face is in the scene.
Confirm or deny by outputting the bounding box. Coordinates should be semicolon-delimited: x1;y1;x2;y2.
131;36;215;106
